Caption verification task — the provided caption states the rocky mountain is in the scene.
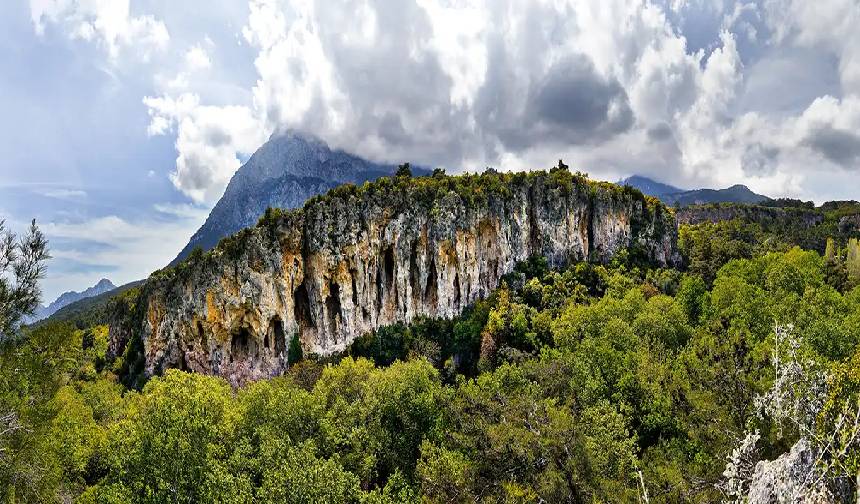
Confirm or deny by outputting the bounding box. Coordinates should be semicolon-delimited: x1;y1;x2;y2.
32;278;116;322
115;169;678;386
170;131;407;266
621;175;770;206
620;175;683;198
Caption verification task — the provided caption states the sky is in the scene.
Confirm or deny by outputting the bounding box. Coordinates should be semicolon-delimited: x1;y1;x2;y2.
1;0;859;302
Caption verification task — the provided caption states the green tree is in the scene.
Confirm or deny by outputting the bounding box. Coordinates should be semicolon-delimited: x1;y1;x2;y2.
824;237;837;262
256;440;360;503
288;332;304;365
0;322;80;503
823;237;847;290
0;219;50;340
395;163;412;178
847;238;860;288
103;371;249;503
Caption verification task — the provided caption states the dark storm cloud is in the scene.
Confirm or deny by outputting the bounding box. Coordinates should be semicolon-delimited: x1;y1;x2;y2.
647;123;675;142
529;56;633;135
741;143;780;175
476;52;633;154
804;126;860;167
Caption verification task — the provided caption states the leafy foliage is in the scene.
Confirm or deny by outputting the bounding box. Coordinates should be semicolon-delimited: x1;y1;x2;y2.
2;204;860;502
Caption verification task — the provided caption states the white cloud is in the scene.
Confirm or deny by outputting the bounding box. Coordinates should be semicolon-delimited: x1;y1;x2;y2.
37;188;88;199
29;0;169;60
762;0;860;94
31;0;860;205
143;93;268;203
185;44;212;72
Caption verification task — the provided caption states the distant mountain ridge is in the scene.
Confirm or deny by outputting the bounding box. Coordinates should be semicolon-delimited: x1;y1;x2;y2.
621;175;771;206
33;278;116;322
170;131;415;266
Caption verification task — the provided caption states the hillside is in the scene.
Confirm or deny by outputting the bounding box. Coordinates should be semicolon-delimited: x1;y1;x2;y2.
622;175;770;206
30;278;115;322
36;279;144;329
11;187;860;502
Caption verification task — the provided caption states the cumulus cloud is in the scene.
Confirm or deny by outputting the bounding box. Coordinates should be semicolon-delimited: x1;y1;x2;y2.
34;0;860;202
184;44;211;72
29;0;169;59
143;93;268;203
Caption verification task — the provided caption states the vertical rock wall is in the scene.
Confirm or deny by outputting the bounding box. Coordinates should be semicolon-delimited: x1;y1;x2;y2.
131;171;678;385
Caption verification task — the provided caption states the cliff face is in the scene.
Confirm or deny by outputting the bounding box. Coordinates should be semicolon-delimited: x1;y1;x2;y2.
131;171;678;386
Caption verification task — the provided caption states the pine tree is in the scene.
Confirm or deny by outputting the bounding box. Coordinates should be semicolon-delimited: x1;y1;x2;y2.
0;219;50;340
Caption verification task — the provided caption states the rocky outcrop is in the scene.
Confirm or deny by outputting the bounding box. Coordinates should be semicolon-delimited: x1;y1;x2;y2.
130;170;678;386
838;214;860;234
746;439;853;503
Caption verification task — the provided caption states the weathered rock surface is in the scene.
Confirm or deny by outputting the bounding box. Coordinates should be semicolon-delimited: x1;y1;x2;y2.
747;438;853;503
838;214;860;234
127;171;678;386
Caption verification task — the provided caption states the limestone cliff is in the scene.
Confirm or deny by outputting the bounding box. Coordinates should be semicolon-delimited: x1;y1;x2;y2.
128;170;679;386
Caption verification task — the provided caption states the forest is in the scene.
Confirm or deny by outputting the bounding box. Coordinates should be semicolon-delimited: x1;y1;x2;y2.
1;206;860;503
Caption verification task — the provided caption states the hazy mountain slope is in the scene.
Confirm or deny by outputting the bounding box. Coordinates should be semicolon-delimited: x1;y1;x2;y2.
170;131;405;266
32;278;116;322
37;279;144;329
621;175;771;206
620;175;682;198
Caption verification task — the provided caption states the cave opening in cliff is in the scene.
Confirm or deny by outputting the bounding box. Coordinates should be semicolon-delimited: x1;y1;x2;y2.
453;272;461;306
230;327;257;363
409;241;420;295
425;257;438;309
384;245;395;290
293;281;315;331
196;320;207;348
268;317;286;355
326;282;342;335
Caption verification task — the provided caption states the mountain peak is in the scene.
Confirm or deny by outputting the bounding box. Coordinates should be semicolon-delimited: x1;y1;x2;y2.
31;278;117;323
94;278;115;289
169;131;403;266
620;175;683;197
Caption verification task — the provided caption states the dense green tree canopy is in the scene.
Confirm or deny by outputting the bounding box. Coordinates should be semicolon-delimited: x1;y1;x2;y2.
1;214;859;502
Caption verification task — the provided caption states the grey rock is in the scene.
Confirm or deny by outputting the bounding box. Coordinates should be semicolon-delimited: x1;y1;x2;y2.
747;438;853;504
